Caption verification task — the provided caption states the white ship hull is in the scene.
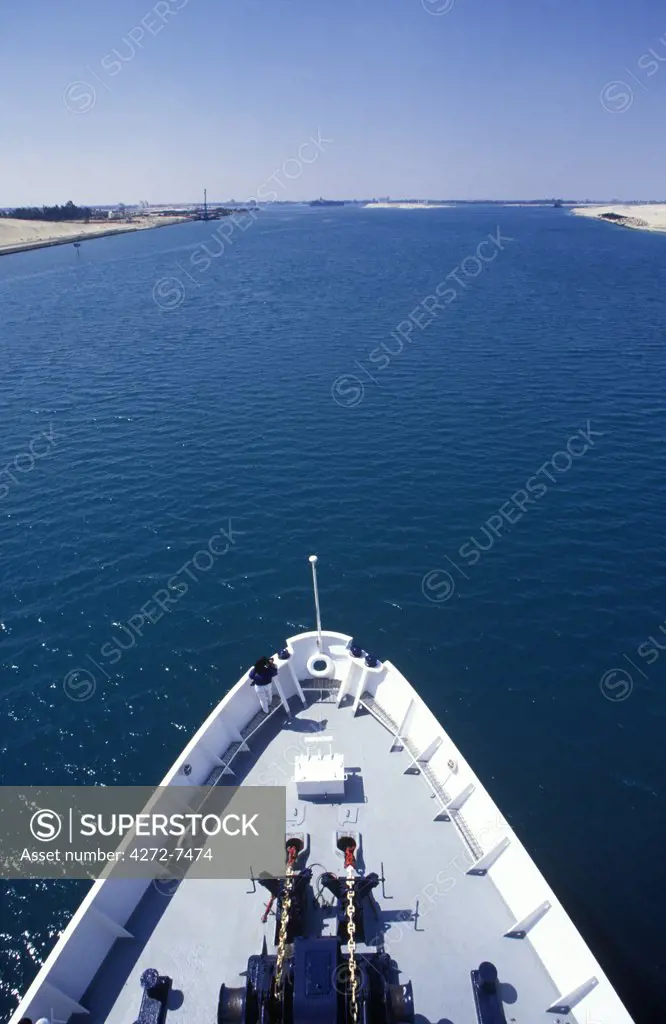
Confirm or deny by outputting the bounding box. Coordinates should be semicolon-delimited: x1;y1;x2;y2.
10;629;634;1024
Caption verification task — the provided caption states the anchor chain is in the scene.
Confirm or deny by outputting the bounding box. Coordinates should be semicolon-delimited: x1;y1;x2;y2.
273;845;298;994
346;872;359;1024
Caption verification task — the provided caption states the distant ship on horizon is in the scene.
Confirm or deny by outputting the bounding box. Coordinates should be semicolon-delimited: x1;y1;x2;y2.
309;198;346;207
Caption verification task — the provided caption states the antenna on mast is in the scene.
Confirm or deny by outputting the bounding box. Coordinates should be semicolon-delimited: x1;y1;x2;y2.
309;555;323;650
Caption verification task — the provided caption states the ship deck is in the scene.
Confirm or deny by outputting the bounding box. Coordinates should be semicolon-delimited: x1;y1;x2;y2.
72;685;565;1024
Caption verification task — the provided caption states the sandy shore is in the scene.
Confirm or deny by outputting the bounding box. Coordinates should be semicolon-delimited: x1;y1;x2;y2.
0;216;190;256
571;204;666;233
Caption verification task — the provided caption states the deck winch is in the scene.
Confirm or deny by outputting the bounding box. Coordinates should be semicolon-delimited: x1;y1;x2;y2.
220;844;413;1024
218;936;413;1024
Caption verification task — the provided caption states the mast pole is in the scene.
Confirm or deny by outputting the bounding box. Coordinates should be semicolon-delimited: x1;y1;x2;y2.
309;555;323;650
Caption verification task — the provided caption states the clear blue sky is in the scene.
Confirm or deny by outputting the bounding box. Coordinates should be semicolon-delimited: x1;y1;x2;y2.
1;0;665;204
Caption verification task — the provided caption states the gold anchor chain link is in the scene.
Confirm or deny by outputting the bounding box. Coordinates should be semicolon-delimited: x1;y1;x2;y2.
273;855;359;1023
346;874;359;1024
274;863;295;993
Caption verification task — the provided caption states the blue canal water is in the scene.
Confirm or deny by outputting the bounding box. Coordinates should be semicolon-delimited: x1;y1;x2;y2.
0;206;664;1021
